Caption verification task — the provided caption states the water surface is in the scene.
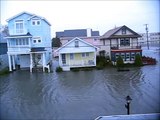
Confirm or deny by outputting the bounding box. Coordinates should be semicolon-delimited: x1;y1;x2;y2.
0;47;159;119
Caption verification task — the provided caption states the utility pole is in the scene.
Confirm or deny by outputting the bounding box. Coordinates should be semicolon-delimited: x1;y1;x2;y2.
144;24;149;49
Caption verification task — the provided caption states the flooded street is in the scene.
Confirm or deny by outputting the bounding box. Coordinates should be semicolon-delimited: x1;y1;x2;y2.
0;47;160;120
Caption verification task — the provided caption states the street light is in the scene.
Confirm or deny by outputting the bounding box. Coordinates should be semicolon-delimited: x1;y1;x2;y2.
125;95;132;115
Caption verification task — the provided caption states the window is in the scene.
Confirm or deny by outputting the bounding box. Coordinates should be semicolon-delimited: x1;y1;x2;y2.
120;53;125;60
15;20;24;34
120;38;130;46
38;39;41;43
82;53;85;57
131;53;135;60
32;19;41;26
115;53;120;59
33;37;41;43
103;40;105;45
70;53;74;60
32;21;35;25
126;53;130;61
122;28;126;34
75;40;79;47
15;38;29;46
33;40;36;43
37;21;40;25
82;53;89;57
86;53;89;57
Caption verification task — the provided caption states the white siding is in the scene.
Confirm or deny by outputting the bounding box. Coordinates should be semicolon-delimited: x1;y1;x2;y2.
59;39;96;54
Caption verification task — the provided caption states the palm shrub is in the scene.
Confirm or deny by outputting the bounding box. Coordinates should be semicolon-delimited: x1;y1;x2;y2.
134;54;143;66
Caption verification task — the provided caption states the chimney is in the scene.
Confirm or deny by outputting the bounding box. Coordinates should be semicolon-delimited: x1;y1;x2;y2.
87;28;91;37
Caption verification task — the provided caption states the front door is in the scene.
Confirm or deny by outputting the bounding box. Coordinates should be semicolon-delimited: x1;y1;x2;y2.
62;54;66;65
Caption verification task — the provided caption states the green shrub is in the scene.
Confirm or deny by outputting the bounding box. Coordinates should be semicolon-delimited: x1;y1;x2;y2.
0;67;10;75
134;54;143;66
116;55;124;68
56;66;63;72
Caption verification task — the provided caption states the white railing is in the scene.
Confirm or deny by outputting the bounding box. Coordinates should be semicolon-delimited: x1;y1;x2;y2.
8;46;31;52
63;59;95;67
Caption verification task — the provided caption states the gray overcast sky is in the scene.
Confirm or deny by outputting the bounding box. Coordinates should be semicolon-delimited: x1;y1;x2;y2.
1;0;159;37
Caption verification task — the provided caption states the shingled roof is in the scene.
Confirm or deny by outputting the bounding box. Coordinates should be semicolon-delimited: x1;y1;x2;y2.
100;25;141;40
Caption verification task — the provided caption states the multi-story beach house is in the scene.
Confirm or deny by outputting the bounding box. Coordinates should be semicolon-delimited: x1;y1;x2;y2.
100;25;142;64
5;12;52;72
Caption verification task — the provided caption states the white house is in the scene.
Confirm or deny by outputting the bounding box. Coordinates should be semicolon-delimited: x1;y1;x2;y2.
55;37;99;71
5;11;52;72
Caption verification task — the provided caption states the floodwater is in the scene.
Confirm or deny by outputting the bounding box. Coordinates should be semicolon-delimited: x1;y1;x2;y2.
0;47;160;120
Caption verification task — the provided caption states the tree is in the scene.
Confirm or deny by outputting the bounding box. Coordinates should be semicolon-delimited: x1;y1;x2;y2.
116;55;124;68
134;54;143;66
52;37;62;47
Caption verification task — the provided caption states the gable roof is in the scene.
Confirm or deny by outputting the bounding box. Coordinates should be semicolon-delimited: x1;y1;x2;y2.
56;29;99;38
55;37;99;52
27;15;51;26
6;11;51;26
100;25;141;39
6;11;34;22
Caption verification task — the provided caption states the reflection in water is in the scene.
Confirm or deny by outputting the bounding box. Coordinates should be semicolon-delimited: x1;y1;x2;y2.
0;48;160;119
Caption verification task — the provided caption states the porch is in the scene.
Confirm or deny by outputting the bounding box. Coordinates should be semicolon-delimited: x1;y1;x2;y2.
7;51;51;73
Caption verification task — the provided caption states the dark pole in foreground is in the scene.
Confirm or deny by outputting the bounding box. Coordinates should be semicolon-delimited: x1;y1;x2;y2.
125;95;132;115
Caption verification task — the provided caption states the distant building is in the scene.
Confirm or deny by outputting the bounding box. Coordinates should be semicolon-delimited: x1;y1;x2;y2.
5;11;52;72
138;32;160;46
100;25;142;64
56;28;99;38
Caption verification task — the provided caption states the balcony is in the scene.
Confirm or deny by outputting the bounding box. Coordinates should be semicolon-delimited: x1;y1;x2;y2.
111;45;141;50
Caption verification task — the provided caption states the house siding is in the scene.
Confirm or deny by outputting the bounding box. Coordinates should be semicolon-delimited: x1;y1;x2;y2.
8;14;32;35
64;52;95;67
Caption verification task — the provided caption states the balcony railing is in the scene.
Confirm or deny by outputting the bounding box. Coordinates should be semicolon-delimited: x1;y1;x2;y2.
8;46;31;53
111;46;141;50
62;60;95;67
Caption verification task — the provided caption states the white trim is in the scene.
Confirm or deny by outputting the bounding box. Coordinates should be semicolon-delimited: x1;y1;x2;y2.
5;36;32;38
14;19;25;34
27;15;51;26
6;11;34;22
32;36;42;44
31;19;41;26
55;37;99;52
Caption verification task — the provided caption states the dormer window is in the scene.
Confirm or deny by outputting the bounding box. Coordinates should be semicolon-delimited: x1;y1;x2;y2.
122;28;126;34
32;19;41;26
15;20;24;34
75;40;79;47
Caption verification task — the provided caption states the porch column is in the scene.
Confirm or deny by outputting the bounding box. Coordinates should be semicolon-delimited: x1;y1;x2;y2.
12;55;16;70
59;53;62;66
29;38;31;47
8;54;12;71
42;53;45;72
94;52;97;66
30;53;33;72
